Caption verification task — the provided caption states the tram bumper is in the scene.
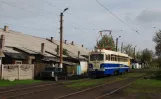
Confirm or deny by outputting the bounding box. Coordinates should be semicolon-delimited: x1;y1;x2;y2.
88;69;105;77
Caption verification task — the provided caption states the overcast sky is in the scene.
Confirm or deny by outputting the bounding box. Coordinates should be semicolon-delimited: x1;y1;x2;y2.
0;0;161;51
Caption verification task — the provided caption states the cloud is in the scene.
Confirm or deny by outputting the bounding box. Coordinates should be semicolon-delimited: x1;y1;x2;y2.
136;9;161;23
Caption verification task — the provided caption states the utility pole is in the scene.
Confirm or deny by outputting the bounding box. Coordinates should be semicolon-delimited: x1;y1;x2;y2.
116;38;118;52
134;46;136;60
121;42;123;53
116;36;121;52
59;8;69;68
59;12;63;68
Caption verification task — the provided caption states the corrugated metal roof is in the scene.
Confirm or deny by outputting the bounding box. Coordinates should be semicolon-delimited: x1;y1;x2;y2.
0;28;89;59
4;47;19;53
53;40;89;57
15;47;38;54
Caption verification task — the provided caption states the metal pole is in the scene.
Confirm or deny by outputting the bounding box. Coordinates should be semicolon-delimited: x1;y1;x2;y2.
134;47;136;60
60;12;63;68
116;38;118;52
121;42;123;53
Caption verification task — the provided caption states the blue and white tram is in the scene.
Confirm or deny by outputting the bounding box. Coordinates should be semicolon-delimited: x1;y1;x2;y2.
88;49;130;77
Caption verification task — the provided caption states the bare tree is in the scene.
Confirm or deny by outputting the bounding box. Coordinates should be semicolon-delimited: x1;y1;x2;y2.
122;44;134;57
153;30;161;56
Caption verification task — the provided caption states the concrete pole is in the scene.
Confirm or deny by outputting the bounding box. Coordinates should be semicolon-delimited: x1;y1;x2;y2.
121;42;123;53
60;12;63;68
116;38;118;52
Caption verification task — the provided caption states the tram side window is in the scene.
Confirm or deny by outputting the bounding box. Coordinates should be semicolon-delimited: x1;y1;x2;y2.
106;55;111;61
120;57;128;62
108;55;111;61
124;57;128;62
123;57;126;62
115;55;118;61
119;56;124;62
111;55;113;61
118;56;121;62
111;54;116;61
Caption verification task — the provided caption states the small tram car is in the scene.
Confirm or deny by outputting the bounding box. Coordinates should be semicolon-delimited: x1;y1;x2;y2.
88;49;130;77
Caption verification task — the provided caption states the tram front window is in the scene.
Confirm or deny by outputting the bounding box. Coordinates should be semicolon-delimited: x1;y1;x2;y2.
90;54;104;61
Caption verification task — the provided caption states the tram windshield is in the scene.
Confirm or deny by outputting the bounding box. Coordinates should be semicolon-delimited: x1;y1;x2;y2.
90;54;104;61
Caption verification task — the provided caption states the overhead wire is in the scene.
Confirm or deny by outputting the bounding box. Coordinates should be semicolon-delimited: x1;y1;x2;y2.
2;22;54;32
0;0;60;32
96;0;139;34
41;0;99;32
0;0;99;34
15;0;57;15
0;0;58;19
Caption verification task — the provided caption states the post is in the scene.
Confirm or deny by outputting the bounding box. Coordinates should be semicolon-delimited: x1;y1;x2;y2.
1;64;3;79
121;42;123;53
57;45;60;56
116;38;118;52
78;51;80;59
32;64;34;79
134;47;136;60
18;65;20;80
60;12;63;68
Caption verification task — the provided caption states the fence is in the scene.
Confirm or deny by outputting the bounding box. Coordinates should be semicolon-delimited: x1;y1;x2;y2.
1;64;34;81
34;63;51;78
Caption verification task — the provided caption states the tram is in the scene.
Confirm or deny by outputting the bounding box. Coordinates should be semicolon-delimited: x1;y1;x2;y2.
88;49;130;77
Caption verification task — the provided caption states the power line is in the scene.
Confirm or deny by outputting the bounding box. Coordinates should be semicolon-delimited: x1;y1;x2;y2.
0;0;58;19
0;0;99;33
0;13;59;26
96;0;139;34
41;0;99;32
2;22;54;32
42;0;56;7
15;0;57;15
0;14;35;24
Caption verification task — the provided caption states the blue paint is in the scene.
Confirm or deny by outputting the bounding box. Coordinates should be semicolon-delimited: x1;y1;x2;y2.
89;63;129;76
77;66;81;75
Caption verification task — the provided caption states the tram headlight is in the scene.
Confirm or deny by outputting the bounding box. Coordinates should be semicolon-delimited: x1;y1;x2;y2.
51;72;54;77
100;64;104;69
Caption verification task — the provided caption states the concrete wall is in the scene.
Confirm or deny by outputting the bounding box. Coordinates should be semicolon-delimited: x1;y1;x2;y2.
80;61;88;74
1;64;34;81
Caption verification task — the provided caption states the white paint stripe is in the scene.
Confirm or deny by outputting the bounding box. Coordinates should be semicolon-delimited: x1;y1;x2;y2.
104;67;129;69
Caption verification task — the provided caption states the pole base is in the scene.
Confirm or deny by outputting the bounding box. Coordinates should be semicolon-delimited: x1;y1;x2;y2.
60;63;63;68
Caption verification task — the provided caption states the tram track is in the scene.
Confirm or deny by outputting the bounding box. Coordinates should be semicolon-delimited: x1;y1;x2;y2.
0;70;152;99
94;78;141;99
0;78;91;99
0;82;61;99
55;77;143;99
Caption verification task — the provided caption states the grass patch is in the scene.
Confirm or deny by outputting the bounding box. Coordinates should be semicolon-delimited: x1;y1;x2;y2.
124;72;161;94
0;80;42;87
66;76;126;89
134;79;161;87
66;69;156;90
121;73;146;78
61;79;89;84
66;79;100;89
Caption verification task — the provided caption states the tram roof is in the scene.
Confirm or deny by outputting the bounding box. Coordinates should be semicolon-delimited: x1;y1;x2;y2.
90;49;129;57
